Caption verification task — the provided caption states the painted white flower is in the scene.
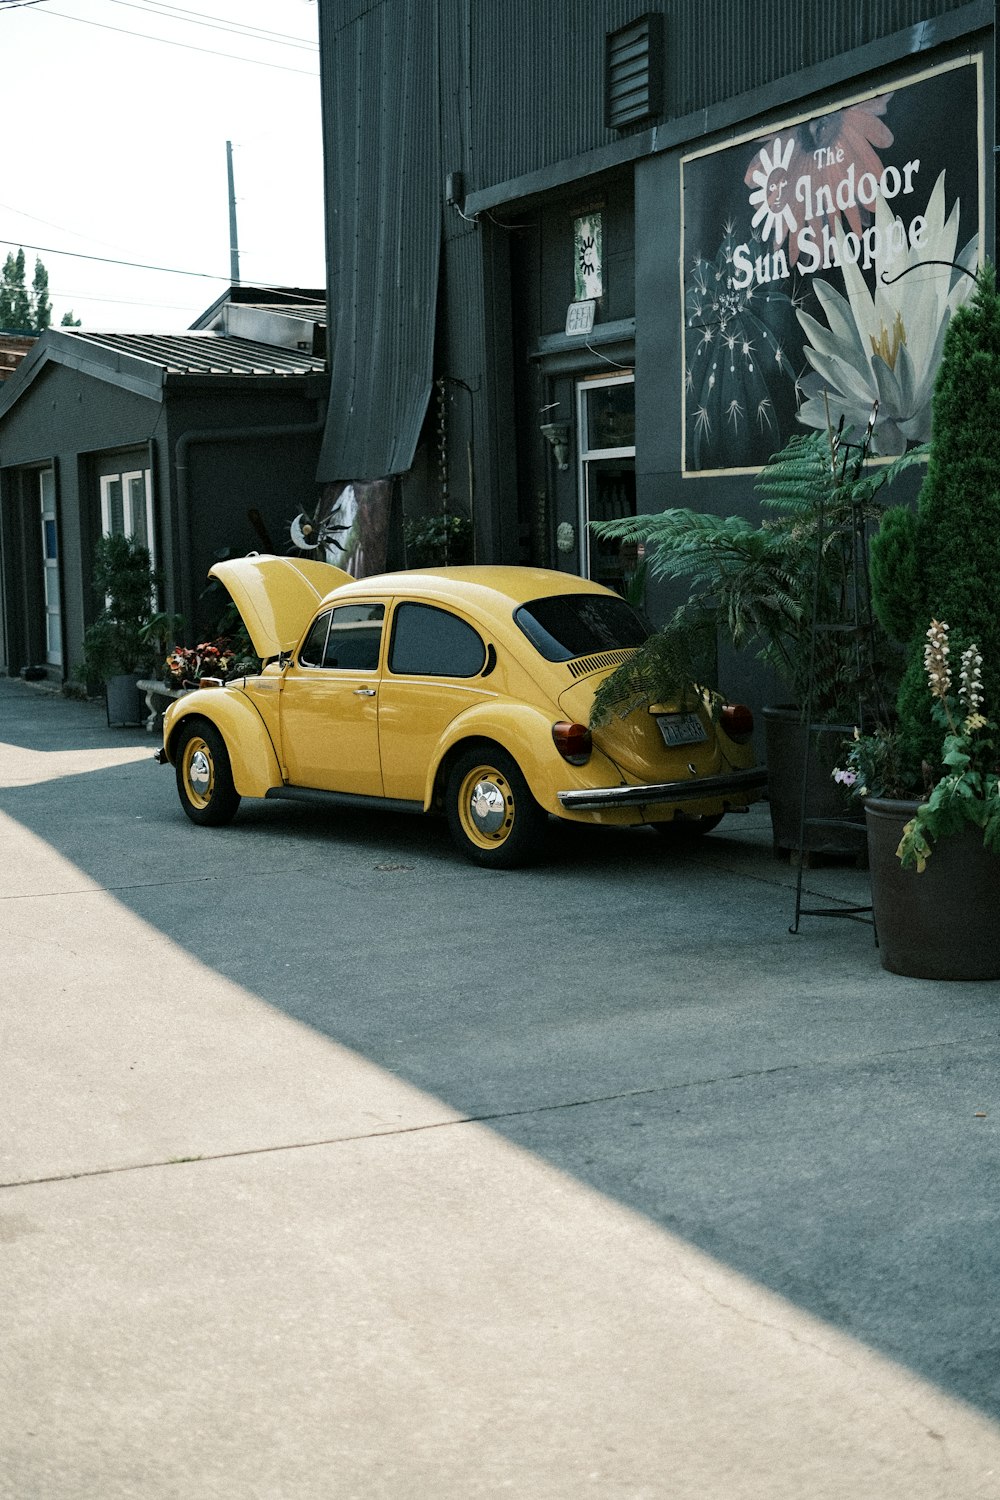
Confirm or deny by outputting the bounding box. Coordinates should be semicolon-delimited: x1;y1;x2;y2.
795;171;978;454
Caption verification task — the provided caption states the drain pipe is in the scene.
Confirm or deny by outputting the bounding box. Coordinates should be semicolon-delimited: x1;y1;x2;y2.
174;408;326;632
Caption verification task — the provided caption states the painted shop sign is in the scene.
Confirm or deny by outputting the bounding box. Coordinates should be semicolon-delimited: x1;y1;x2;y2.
680;57;983;475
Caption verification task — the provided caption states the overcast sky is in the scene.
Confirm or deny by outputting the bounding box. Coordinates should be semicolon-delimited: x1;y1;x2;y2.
0;0;325;331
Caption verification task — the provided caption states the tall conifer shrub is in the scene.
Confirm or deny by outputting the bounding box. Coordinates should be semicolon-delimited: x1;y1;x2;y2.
871;263;1000;778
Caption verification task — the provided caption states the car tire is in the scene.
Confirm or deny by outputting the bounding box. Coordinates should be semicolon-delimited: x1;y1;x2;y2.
175;719;241;827
445;745;547;868
650;813;724;839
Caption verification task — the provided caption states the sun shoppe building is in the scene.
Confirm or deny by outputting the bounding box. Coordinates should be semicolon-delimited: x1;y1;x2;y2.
317;0;992;638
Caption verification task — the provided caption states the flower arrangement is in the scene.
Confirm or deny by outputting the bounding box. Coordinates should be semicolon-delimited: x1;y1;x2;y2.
831;723;906;803
833;619;1000;871
163;639;236;688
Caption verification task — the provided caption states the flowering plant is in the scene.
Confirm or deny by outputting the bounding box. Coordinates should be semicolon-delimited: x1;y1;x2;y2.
834;620;1000;871
831;723;907;803
163;639;235;688
897;621;1000;870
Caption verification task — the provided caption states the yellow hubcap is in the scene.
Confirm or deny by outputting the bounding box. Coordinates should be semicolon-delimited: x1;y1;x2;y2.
182;736;215;810
458;764;515;849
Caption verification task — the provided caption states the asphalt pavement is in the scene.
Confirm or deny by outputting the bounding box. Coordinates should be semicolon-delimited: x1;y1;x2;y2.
1;674;998;1499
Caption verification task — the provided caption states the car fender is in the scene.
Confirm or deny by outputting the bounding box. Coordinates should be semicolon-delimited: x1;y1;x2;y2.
164;688;282;797
425;700;621;815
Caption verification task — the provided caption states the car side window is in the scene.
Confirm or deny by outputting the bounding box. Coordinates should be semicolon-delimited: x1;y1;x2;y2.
298;611;331;668
388;602;487;678
298;604;385;671
323;603;385;670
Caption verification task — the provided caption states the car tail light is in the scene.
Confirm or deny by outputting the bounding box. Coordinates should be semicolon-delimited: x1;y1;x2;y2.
552;720;592;765
720;702;754;744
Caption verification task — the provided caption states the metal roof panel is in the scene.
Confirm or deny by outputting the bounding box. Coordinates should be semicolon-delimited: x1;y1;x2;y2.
61;329;325;377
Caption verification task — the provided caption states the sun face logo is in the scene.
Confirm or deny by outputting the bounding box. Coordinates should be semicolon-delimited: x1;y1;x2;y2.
748;136;797;245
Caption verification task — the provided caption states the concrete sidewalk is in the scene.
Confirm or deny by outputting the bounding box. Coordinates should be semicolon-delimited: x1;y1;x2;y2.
1;676;998;1498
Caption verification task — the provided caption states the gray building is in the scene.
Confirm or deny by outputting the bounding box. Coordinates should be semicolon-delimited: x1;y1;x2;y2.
316;0;992;661
0;292;327;681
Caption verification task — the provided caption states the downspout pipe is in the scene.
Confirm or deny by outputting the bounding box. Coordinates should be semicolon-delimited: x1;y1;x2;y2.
174;409;326;634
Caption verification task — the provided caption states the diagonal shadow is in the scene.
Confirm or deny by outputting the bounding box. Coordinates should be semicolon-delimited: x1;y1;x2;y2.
2;680;998;1420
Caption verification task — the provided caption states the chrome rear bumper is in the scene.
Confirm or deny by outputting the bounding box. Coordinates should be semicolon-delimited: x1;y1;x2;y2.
558;765;768;812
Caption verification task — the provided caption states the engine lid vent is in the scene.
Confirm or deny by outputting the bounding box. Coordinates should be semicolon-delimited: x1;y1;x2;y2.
567;648;635;679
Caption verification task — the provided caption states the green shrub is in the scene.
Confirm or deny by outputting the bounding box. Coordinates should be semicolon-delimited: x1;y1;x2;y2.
871;263;1000;779
403;513;472;567
81;533;160;681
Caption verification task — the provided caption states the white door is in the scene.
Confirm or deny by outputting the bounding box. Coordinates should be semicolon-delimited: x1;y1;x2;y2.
575;373;637;593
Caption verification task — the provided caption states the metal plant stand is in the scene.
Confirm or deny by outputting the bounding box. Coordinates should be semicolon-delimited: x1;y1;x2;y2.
789;417;885;935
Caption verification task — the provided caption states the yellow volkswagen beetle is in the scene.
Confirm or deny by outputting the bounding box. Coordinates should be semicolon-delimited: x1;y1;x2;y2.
157;556;766;867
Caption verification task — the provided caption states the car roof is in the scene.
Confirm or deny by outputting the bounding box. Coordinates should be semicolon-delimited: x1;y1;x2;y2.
319;565;612;611
210;556;617;660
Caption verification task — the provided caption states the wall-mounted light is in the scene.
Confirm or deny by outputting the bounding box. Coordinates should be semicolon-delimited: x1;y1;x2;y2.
540;421;570;471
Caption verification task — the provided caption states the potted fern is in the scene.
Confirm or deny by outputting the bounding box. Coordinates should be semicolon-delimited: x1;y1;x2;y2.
591;422;922;854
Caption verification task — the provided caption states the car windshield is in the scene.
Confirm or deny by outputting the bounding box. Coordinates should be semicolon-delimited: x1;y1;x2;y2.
514;593;650;662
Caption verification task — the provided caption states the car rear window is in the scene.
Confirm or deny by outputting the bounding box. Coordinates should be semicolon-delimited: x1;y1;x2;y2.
514;593;650;662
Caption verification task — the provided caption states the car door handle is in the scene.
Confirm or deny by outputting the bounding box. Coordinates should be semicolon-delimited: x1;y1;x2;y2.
353;687;376;697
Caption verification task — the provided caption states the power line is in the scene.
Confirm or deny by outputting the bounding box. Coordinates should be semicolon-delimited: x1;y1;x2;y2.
107;0;318;52
0;236;325;300
0;200;126;253
36;7;320;76
50;289;210;312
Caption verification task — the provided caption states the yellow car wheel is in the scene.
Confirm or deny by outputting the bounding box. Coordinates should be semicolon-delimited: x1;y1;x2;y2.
445;746;546;868
175;720;240;827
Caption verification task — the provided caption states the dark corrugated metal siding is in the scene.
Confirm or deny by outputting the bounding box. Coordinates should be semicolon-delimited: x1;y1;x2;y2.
466;0;977;188
318;0;982;485
318;0;442;481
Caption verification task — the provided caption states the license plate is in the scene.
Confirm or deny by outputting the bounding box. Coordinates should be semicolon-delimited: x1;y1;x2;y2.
656;712;707;748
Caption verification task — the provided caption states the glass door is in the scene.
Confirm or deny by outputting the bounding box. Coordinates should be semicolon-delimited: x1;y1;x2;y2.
576;373;636;593
39;470;62;667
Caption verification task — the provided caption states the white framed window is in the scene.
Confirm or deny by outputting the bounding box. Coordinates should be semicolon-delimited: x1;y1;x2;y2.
100;469;155;565
39;469;62;667
575;372;636;588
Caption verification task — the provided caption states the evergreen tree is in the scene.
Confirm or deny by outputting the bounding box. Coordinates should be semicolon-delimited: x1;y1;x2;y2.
9;248;31;331
31;257;52;331
60;310;82;327
871;263;1000;778
0;247;62;332
0;252;19;329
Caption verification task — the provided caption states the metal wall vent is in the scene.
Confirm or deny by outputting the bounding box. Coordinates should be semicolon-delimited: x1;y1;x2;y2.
567;648;636;679
606;14;664;130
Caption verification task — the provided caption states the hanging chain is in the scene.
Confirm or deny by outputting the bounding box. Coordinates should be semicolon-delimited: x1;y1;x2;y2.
436;377;450;521
436;375;451;563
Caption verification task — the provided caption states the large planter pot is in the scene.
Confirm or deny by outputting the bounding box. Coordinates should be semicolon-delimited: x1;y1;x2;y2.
762;705;865;858
104;672;146;728
866;797;1000;980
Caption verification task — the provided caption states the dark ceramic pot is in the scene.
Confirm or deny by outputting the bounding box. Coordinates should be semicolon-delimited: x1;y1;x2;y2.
762;706;865;857
105;672;146;728
865;797;1000;980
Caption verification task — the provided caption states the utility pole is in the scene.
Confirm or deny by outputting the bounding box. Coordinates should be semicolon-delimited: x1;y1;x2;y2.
226;140;240;285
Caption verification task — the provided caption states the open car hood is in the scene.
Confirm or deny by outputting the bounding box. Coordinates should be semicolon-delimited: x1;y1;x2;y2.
209;554;353;660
